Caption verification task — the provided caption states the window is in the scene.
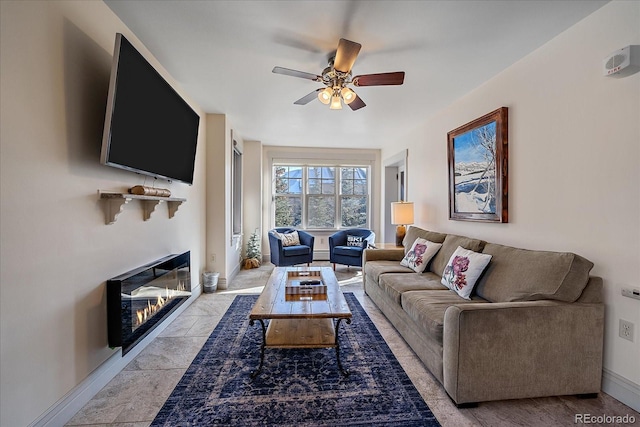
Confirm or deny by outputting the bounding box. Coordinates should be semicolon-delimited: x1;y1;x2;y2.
307;167;335;228
273;165;369;229
274;166;302;227
232;145;242;235
340;167;368;228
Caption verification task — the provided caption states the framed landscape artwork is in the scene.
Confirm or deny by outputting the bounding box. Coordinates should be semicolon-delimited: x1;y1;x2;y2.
447;107;508;223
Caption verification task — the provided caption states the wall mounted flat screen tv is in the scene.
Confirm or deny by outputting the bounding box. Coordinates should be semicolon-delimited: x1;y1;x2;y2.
101;33;200;185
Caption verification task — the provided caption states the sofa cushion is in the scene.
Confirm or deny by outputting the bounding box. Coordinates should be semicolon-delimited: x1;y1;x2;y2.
400;238;443;273
380;272;448;304
364;260;414;283
401;290;488;344
282;245;310;257
430;234;486;276
441;246;492;300
403;227;447;254
333;245;363;257
475;243;594;303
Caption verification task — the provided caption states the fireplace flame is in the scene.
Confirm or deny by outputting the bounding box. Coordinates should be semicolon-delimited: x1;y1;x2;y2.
134;281;188;329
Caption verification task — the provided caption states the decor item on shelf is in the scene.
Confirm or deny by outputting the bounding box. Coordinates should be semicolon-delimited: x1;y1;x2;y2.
129;185;171;197
243;229;262;269
272;38;405;111
447;107;508;223
391;201;414;246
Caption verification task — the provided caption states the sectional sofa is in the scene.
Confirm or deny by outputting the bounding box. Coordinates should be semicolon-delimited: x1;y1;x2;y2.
362;226;604;406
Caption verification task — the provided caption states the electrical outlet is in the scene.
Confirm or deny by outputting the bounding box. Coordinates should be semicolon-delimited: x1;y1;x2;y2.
211;254;216;262
320;238;325;244
619;319;634;342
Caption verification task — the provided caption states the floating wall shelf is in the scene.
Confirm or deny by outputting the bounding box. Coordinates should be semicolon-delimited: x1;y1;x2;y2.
99;191;186;225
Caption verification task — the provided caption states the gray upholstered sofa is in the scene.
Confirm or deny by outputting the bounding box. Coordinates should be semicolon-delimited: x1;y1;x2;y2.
362;226;604;406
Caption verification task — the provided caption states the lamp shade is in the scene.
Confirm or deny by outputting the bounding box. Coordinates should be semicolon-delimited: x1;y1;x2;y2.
391;202;414;225
329;95;342;110
318;87;332;104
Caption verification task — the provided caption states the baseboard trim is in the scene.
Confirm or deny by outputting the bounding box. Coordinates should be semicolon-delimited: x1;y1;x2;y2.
602;367;640;412
29;287;201;427
314;250;329;261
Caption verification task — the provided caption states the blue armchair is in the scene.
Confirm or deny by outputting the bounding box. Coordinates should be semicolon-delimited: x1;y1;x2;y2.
329;228;375;270
268;227;315;267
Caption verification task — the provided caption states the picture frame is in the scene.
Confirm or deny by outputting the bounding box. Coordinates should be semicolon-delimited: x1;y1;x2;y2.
447;107;508;223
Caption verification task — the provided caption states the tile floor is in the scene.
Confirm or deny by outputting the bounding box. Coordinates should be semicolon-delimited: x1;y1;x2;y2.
67;262;638;426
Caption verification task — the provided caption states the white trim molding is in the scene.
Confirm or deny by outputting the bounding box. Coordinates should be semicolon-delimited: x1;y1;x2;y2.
602;368;640;412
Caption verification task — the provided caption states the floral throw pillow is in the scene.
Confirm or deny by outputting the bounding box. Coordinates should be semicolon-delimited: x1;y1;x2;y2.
400;238;443;273
346;235;365;247
279;231;300;247
441;246;492;300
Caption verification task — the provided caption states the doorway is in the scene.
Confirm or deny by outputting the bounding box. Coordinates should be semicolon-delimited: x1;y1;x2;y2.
383;150;408;244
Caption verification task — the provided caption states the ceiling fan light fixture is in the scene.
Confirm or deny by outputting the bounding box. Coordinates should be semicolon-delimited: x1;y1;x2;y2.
341;87;356;104
318;87;332;104
329;95;342;110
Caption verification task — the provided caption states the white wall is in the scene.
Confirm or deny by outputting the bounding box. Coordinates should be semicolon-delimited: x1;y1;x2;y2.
243;141;264;260
382;0;639;408
0;1;207;425
205;115;243;285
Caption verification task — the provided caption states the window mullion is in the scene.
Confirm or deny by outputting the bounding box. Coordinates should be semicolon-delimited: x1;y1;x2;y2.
335;167;340;229
302;166;307;229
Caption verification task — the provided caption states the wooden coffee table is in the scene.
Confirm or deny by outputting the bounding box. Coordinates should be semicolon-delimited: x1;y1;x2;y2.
248;266;352;377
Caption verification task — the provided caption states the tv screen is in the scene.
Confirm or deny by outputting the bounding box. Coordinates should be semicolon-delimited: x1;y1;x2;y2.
101;33;200;185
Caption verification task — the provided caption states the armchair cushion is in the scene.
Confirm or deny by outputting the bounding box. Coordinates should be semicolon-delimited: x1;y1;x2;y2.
282;245;310;257
334;246;363;257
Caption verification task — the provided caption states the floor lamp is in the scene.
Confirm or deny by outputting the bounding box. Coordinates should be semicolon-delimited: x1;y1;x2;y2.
391;201;414;247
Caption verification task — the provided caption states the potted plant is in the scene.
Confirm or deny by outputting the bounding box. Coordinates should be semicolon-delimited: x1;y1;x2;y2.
243;229;261;269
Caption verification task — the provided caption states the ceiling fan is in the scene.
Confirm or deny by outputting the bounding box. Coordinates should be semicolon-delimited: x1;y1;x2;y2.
273;38;405;111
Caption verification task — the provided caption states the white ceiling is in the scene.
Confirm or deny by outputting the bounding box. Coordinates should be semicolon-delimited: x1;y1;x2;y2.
104;0;608;149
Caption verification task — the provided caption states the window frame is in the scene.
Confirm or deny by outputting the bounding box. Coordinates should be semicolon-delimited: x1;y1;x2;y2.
272;164;370;231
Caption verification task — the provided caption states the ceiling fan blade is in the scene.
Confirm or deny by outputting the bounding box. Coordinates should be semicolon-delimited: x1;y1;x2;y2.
294;89;323;105
272;66;322;81
333;38;362;73
352;71;405;86
347;95;366;111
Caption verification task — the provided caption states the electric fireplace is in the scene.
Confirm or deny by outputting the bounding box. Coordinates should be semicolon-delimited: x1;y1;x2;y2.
107;251;191;355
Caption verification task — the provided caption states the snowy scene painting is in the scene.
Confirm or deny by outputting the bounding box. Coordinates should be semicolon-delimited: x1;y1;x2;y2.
447;107;508;223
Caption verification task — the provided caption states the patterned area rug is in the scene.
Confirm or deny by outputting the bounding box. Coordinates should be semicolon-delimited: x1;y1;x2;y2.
151;293;440;426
